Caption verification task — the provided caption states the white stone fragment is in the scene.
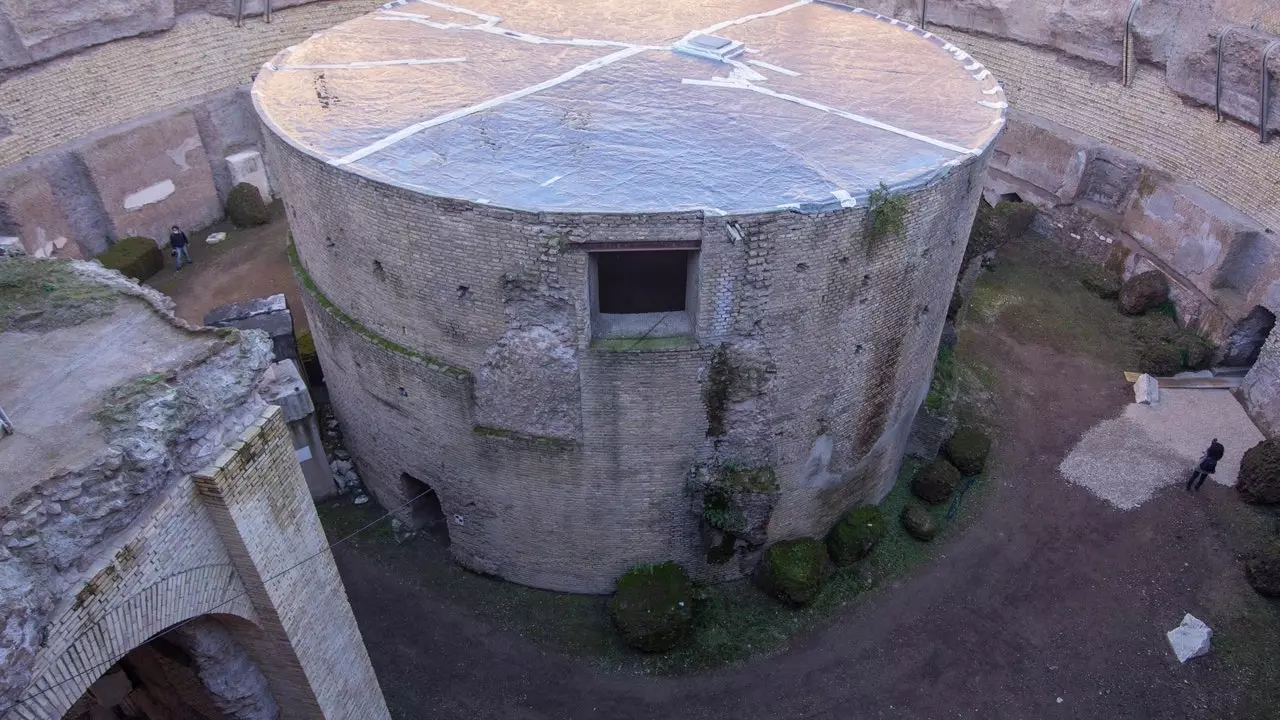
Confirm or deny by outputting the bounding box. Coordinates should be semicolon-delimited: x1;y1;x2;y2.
1134;374;1159;405
1166;613;1211;663
353;494;369;505
226;150;273;202
206;231;227;244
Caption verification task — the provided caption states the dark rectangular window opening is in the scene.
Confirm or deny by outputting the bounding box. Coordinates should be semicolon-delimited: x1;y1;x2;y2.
596;250;689;314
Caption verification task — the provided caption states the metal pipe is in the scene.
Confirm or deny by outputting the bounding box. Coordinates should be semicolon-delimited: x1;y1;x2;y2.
1262;40;1280;143
265;0;272;24
919;0;928;29
1122;0;1141;87
1216;25;1251;121
235;0;244;27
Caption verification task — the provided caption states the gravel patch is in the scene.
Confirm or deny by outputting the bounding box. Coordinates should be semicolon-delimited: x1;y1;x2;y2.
1059;388;1263;509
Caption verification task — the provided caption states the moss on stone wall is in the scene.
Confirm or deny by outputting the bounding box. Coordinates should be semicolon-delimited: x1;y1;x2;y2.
471;425;577;451
0;258;118;332
704;344;732;437
924;345;957;413
96;236;164;282
287;238;471;380
867;182;909;245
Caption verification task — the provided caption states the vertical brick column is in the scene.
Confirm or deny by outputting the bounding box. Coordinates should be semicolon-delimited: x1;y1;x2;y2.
193;406;390;720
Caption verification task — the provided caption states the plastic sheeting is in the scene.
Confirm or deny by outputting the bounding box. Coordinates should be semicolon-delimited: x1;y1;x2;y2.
252;0;1006;215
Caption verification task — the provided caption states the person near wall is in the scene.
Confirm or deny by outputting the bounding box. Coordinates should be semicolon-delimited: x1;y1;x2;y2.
1186;438;1226;492
169;225;193;270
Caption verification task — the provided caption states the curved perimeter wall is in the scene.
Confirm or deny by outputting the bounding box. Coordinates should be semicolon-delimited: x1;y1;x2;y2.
268;127;991;593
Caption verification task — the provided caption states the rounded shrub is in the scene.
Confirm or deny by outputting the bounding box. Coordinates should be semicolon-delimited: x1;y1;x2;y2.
758;538;828;606
945;428;992;477
1238;440;1280;505
900;503;937;541
825;506;886;566
95;236;163;282
912;459;960;505
1245;540;1280;597
227;182;270;227
1118;270;1169;315
608;561;694;652
1137;342;1182;377
1079;266;1121;299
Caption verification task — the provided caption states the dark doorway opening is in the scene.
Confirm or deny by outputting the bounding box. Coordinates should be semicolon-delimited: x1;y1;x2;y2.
998;192;1024;204
1221;305;1276;366
400;473;450;546
596;250;690;314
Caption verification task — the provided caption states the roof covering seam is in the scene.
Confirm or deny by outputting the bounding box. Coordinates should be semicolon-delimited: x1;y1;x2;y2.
254;0;1006;216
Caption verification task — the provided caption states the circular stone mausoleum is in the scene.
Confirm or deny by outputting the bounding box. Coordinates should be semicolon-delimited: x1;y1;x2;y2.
254;0;1005;593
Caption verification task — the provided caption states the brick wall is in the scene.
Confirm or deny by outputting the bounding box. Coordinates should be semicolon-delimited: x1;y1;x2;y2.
271;126;991;593
8;406;388;720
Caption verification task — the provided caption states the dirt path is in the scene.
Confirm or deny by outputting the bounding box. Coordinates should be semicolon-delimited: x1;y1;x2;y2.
326;236;1279;719
146;203;304;330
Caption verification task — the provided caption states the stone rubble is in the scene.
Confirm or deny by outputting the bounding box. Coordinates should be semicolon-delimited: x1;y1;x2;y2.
1134;374;1159;405
1166;614;1211;663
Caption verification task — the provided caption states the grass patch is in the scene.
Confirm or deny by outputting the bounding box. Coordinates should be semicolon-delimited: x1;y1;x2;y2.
924;345;957;413
967;234;1196;370
0;258;118;332
591;335;693;352
318;454;992;675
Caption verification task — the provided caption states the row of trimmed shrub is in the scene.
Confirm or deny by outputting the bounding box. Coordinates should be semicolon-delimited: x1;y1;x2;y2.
610;428;993;652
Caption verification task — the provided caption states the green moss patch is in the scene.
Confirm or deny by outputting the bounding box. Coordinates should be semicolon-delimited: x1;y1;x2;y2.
826;506;887;567
912;459;961;505
609;562;695;652
288;239;470;380
867;182;909;245
758;538;828;606
226;182;270;227
924;344;957;413
96;236;163;282
0;258;119;332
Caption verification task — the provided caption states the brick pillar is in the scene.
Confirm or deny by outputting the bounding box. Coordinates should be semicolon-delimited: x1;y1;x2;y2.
193;406;390;720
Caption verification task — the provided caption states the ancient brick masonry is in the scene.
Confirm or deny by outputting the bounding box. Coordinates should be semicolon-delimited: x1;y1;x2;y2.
266;134;993;594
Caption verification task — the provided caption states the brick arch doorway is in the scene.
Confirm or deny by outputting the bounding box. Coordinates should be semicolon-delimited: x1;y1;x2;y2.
60;614;277;720
399;473;450;546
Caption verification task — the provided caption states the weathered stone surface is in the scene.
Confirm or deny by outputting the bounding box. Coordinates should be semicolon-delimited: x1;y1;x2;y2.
1119;271;1170;315
1237;440;1280;505
1165;613;1212;663
226;182;269;227
197;0;327;19
191;87;265;202
1221;306;1277;366
987;111;1089;207
0;165;80;259
1242;332;1280;440
1123;172;1268;307
901;503;938;541
1077;145;1144;213
205;295;297;364
78;110;221;242
1134;374;1159;405
172;617;280;720
0;0;175;68
757;538;828;607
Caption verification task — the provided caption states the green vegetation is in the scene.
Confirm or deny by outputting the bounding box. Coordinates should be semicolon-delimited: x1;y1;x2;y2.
704;343;732;437
944;427;992;477
968;235;1214;372
295;328;316;362
591;335;691;352
226;182;270;227
0;258;118;332
96;236;163;282
287;239;470;380
758;538;828;606
867;182;909;245
825;506;887;567
924;345;957;413
967;201;1037;261
702;486;747;535
317;453;991;674
609;562;695;652
718;462;780;493
1079;265;1122;299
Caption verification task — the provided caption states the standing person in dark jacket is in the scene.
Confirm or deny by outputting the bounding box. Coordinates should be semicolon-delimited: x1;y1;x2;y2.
1186;438;1225;491
169;225;193;270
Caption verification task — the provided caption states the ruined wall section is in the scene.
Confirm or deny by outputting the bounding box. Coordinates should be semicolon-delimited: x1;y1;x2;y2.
0;0;380;258
273;127;989;593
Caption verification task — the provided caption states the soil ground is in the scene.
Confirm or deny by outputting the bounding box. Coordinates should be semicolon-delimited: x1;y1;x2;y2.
317;230;1280;719
146;202;304;330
